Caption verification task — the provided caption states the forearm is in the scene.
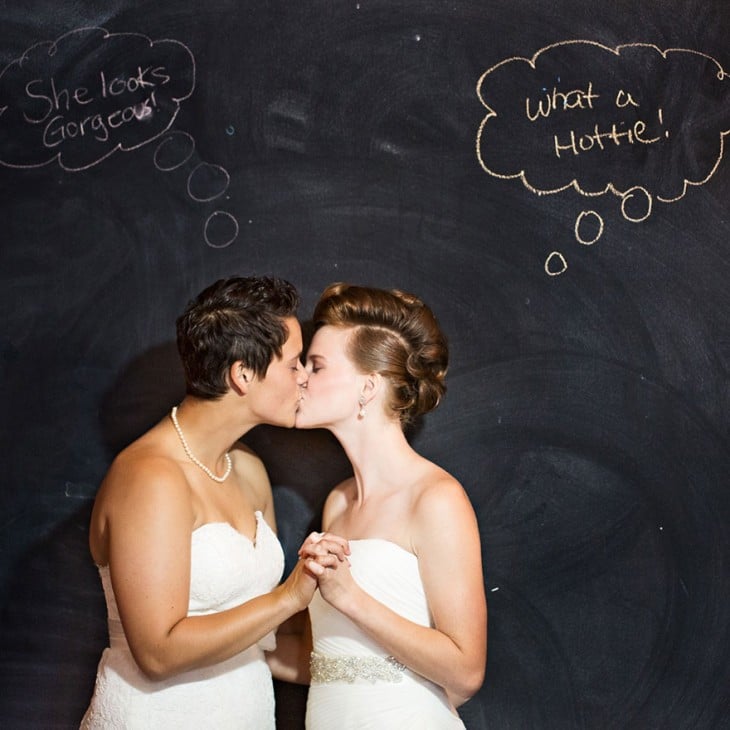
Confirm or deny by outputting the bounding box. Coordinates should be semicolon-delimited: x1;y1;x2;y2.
132;583;299;680
338;587;483;700
266;609;312;684
266;633;312;684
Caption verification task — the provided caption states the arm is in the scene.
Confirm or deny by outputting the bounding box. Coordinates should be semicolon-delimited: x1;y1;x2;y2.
102;455;325;681
311;478;487;705
266;609;313;684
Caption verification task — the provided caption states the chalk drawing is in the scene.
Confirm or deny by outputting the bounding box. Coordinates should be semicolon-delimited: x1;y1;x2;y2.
476;40;729;274
0;27;240;247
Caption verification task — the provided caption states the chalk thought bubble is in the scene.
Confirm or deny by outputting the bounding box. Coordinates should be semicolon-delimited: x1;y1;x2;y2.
476;41;729;274
0;27;195;171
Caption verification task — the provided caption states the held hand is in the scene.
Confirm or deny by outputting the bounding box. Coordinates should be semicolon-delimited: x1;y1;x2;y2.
298;531;350;564
283;545;347;611
281;556;320;611
315;556;358;612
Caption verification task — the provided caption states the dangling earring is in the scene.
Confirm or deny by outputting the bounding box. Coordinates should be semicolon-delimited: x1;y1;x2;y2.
358;396;366;418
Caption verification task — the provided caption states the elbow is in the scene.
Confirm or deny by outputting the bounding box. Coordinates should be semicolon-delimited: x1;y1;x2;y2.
451;659;486;704
139;663;174;683
124;620;194;681
136;656;174;682
454;667;484;702
131;648;182;682
463;664;486;699
457;629;487;700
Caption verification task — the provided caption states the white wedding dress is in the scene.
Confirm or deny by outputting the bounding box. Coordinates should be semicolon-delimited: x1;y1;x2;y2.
81;511;284;729
306;539;466;729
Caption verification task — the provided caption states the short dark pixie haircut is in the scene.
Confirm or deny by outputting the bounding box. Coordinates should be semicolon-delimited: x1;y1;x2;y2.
176;276;299;400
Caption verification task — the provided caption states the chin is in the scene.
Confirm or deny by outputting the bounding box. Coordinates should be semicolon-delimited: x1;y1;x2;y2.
268;411;297;429
294;413;314;430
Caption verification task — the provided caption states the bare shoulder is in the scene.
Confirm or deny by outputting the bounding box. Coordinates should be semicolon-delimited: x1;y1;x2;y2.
411;463;479;547
98;444;189;513
90;442;193;563
414;460;467;502
322;477;355;530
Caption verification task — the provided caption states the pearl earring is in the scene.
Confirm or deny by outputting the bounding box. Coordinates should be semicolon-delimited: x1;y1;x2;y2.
358;396;366;418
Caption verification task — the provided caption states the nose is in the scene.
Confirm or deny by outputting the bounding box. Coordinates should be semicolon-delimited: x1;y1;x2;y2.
296;361;308;387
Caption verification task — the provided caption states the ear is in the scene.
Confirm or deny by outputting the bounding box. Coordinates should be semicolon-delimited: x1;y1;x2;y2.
229;361;254;396
359;372;382;406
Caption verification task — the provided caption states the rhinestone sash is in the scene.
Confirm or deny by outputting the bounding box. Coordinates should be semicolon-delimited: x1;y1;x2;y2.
310;652;407;684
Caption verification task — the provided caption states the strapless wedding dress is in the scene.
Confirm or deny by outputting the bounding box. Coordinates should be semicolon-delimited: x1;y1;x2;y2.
81;511;284;729
306;539;466;729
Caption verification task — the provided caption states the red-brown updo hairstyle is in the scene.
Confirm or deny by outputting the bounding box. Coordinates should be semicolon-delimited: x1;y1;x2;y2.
313;283;448;426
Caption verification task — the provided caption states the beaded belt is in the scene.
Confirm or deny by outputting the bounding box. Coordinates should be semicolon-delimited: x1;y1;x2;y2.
310;652;407;684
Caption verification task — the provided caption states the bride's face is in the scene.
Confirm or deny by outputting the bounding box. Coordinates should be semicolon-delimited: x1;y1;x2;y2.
296;325;363;429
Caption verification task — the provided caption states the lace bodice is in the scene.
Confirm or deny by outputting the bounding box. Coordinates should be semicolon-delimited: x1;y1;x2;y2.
82;511;284;729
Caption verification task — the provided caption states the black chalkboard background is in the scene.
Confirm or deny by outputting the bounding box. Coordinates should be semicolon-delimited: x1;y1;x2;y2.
1;1;729;728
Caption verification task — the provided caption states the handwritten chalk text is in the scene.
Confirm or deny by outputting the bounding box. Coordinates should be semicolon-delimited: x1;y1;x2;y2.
22;66;170;149
554;118;662;158
476;40;730;274
42;93;158;147
0;27;196;171
525;82;599;121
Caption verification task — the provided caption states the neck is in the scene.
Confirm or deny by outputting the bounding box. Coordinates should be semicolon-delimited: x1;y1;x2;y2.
173;395;256;460
332;417;414;501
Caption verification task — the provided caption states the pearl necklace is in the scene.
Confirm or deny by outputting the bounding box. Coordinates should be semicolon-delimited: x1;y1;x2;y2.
170;406;232;483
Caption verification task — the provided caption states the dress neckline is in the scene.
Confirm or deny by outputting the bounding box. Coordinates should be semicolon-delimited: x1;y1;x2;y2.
349;537;416;559
96;512;266;570
193;509;263;546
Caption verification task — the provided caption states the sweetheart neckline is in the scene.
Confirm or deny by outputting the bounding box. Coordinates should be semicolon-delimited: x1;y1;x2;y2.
192;510;264;545
94;512;267;570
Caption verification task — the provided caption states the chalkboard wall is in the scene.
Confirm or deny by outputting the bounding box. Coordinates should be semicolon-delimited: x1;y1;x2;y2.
1;1;729;728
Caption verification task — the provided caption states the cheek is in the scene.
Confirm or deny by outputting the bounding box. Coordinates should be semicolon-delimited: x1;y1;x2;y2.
309;375;332;396
268;373;297;403
309;376;353;407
